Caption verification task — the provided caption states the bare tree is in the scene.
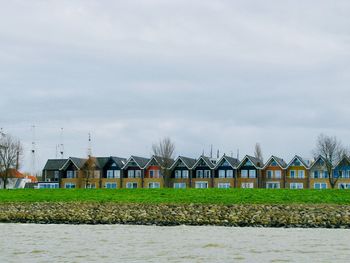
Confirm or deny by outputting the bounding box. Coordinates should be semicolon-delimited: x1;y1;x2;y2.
81;156;96;188
0;134;23;189
152;137;175;187
313;134;347;189
254;143;263;163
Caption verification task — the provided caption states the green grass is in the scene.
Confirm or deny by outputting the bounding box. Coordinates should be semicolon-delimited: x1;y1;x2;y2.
0;189;350;205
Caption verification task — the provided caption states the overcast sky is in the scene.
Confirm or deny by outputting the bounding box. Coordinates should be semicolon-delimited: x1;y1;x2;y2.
1;0;350;172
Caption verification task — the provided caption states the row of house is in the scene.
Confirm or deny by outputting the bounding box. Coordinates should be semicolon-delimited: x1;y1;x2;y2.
41;154;350;190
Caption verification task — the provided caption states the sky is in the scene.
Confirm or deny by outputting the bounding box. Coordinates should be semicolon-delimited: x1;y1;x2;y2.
1;0;350;173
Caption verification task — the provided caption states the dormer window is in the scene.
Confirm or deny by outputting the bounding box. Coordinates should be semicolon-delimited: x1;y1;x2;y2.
67;170;76;178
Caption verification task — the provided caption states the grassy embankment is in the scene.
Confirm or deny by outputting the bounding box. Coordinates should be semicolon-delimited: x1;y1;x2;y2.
0;189;350;205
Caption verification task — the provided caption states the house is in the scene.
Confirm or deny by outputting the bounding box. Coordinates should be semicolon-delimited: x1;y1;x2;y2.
42;159;68;188
101;157;127;189
261;156;287;189
143;155;175;188
0;169;37;189
191;155;215;188
213;155;240;188
60;157;87;189
122;156;150;188
169;156;196;188
309;156;330;189
333;155;350;189
237;155;263;188
285;155;310;189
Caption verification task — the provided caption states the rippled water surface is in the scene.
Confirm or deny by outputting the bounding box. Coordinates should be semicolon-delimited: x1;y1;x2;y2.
0;224;349;262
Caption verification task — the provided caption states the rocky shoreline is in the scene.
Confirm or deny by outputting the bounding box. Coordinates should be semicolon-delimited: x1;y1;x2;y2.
0;202;350;228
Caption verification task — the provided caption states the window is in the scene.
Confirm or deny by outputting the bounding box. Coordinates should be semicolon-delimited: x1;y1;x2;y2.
270;160;278;166
313;171;319;179
241;170;248;178
174;183;186;189
196;170;203;178
204;170;211;178
67;170;76;179
38;183;59;189
298;170;305;179
244;160;253;166
290;170;296;178
135;170;142;178
346;171;350;179
54;171;59;180
149;170;159;178
221;160;230;167
65;183;76;189
149;182;160;189
107;170;118;179
183;170;189;179
219;170;226;178
85;183;96;189
94;170;100;179
128;170;135;178
107;170;113;178
241;183;254;188
290;183;303;189
195;182;208;189
126;182;138;189
292;159;301;166
323;171;328;178
339;183;350;189
337;170;343;178
314;183;327;189
266;182;280;189
218;183;230;189
149;170;156;178
226;170;234;178
175;170;181;179
105;183;117;189
267;170;273;179
275;170;282;179
249;170;256;178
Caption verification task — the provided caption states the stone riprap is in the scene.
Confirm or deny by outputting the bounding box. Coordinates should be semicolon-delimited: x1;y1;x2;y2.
0;202;349;228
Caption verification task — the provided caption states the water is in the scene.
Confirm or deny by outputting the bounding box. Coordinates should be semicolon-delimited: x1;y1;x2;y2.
0;224;349;263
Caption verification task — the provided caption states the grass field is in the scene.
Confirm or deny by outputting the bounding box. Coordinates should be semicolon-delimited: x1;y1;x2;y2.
0;189;350;205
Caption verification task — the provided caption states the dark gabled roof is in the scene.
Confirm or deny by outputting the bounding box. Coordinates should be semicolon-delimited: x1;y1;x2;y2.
192;155;215;169
286;155;310;169
43;159;67;170
334;155;350;168
223;155;240;167
237;155;263;169
132;156;150;168
95;157;110;168
262;155;287;169
151;156;175;169
70;157;87;169
60;157;87;170
110;156;127;168
122;156;150;169
179;156;197;169
214;155;240;169
309;155;327;170
169;156;197;170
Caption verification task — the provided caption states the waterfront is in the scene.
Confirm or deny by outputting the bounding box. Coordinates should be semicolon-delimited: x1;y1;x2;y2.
0;224;349;262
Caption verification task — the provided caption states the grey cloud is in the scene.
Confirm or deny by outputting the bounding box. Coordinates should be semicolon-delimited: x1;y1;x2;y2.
1;0;350;171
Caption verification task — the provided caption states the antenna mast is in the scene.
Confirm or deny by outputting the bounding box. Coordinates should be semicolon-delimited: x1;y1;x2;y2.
59;127;64;159
31;125;36;176
87;132;92;157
